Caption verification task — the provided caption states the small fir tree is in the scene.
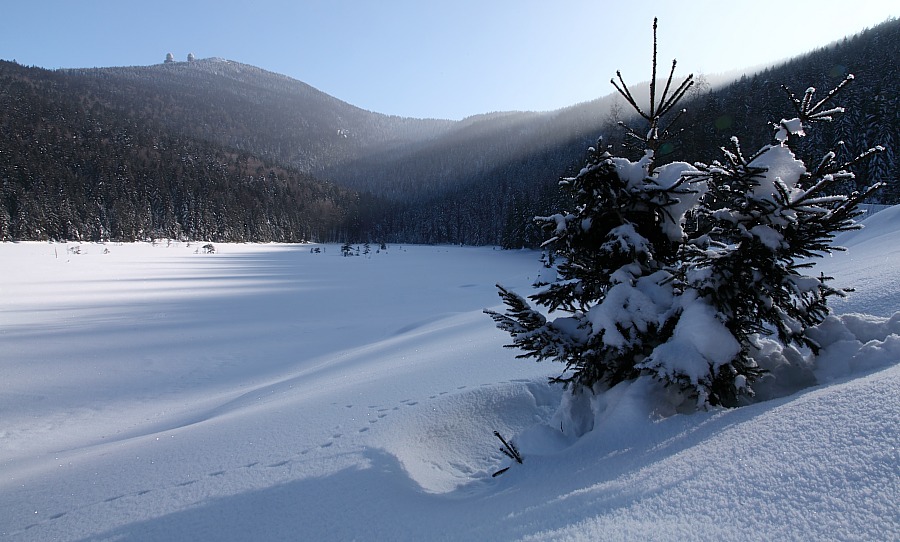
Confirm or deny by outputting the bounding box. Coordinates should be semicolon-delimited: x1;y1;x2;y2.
671;81;883;404
486;20;883;407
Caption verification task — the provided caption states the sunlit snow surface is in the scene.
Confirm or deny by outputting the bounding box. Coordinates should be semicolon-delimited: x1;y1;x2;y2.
1;210;899;540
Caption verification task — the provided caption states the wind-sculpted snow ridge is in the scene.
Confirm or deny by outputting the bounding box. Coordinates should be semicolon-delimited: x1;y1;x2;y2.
1;210;898;540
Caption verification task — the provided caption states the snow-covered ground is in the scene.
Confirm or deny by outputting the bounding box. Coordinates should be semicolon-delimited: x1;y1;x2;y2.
1;210;898;541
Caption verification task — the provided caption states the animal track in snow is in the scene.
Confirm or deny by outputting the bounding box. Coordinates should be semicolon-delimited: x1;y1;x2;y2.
12;384;492;538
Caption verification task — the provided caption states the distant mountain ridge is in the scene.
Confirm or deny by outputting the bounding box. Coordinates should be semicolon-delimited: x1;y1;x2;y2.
60;57;622;198
1;17;898;245
60;58;456;174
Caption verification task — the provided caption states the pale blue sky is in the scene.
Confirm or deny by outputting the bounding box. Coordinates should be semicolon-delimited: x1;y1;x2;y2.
1;1;897;119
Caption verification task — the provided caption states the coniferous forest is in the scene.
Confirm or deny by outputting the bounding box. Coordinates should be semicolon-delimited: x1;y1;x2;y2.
1;18;898;245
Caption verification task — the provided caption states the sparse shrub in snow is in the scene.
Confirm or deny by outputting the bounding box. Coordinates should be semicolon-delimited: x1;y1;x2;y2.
487;19;884;408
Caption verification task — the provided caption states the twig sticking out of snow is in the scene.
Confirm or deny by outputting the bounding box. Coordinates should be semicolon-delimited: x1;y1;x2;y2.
492;430;523;477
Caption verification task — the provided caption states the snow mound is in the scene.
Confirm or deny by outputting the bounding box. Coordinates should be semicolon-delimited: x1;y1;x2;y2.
377;380;561;493
809;312;900;382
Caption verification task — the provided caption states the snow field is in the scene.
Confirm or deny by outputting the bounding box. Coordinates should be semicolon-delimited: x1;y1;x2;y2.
1;207;899;540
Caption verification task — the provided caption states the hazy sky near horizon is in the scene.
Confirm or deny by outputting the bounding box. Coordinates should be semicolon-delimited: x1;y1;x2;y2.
2;1;897;119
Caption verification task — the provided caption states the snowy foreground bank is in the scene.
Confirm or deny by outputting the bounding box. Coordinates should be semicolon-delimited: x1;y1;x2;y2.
2;210;899;541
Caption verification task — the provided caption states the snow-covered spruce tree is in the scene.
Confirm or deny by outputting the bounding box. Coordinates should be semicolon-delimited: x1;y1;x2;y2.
486;20;883;407
486;18;703;400
671;79;884;405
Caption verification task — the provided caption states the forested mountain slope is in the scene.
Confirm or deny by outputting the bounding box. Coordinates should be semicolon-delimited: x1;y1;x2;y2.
1;18;897;245
676;17;900;202
61;58;455;175
0;60;361;242
387;16;900;246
